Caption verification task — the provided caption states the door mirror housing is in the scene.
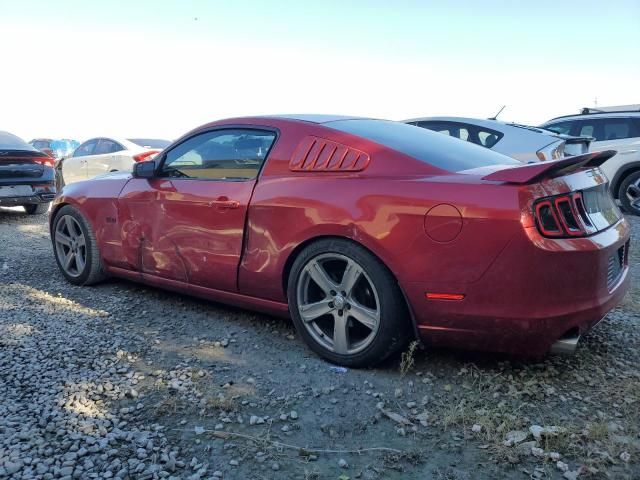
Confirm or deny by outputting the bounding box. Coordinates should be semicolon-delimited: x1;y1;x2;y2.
132;160;156;179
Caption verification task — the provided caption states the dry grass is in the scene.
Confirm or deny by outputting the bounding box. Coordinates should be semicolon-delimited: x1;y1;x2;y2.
400;341;419;377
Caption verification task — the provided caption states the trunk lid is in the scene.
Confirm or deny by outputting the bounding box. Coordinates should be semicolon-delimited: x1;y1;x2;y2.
0;150;50;179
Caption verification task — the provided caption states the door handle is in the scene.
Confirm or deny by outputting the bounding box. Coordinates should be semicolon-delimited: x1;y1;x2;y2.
209;199;240;209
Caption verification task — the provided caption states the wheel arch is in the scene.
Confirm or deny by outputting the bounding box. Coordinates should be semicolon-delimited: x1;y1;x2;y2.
49;201;70;235
281;234;421;344
610;161;640;199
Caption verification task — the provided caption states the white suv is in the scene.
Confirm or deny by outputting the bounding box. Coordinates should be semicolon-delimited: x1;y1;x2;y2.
541;106;640;215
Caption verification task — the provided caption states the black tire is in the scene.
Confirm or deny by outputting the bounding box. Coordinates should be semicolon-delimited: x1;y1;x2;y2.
619;170;640;216
287;238;412;368
51;205;107;285
23;203;50;215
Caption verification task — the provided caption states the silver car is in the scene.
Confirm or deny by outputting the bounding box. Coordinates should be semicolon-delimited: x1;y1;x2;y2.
541;106;640;215
404;117;591;163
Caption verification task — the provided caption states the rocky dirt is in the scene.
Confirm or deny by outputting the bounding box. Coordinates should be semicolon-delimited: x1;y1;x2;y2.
0;207;638;480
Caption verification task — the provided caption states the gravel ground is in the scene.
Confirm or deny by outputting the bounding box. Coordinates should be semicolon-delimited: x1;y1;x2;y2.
0;207;639;480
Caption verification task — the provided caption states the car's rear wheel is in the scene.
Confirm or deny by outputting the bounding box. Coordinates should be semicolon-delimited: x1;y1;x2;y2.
288;238;412;367
23;203;49;215
619;170;640;216
52;205;106;285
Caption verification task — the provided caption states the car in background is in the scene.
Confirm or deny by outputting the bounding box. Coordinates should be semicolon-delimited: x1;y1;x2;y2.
404;117;592;163
29;138;80;160
50;115;628;367
0;131;56;214
60;137;171;186
541;106;640;215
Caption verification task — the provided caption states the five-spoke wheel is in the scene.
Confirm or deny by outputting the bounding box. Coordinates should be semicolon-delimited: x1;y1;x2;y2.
52;205;106;285
297;253;381;355
54;215;87;277
288;238;411;367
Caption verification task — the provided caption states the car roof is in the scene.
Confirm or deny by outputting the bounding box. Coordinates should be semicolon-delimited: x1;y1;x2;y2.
258;114;371;124
402;116;560;136
80;137;138;147
544;111;640;123
403;116;515;130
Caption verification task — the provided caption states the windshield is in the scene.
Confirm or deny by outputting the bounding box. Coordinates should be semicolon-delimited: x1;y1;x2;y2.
128;138;171;149
325;119;519;172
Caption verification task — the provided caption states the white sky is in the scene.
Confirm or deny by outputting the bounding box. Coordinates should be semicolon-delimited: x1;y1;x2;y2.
2;1;639;142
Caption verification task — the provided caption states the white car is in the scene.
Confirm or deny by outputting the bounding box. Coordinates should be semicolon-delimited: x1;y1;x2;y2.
404;117;591;163
541;106;640;215
60;137;171;185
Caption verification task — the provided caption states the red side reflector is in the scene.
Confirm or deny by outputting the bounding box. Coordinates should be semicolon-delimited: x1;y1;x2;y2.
425;293;465;301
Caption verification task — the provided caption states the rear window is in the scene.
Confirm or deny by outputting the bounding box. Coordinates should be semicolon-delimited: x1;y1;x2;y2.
128;138;171;149
325;119;518;171
30;140;52;150
0;131;37;151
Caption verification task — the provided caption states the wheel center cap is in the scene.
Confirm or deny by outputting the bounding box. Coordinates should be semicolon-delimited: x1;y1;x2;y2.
334;295;345;309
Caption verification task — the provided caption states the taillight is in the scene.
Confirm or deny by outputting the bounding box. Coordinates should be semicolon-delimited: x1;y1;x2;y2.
535;201;563;236
33;156;55;168
533;192;594;238
554;197;583;236
133;150;159;162
536;141;565;161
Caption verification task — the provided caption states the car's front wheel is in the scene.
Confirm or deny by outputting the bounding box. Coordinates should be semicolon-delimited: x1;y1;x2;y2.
288;238;412;367
619;170;640;216
23;203;49;215
52;205;106;285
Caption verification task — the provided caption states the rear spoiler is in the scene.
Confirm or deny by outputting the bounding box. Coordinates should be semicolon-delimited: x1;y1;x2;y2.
482;150;616;184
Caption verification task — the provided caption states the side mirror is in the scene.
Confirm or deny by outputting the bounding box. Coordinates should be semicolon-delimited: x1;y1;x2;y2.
132;160;156;179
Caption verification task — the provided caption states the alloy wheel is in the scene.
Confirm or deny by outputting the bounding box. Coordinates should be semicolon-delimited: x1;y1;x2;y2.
625;178;640;212
54;215;87;277
296;253;380;355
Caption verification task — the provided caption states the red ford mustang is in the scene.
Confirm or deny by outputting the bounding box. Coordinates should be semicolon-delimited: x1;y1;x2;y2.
49;115;630;367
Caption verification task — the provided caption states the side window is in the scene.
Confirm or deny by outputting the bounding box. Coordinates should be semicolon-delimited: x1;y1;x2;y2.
455;125;470;141
544;121;574;135
416;121;452;136
160;129;276;180
416;121;502;148
94;139;124;155
73;139;98;157
577;121;598;139
477;130;501;148
602;119;636;141
417;122;469;140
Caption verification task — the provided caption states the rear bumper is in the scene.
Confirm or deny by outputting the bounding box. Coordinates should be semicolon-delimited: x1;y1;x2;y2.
0;193;55;206
0;166;56;206
405;219;631;356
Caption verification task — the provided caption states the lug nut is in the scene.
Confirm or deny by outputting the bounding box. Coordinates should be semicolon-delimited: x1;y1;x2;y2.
338;310;343;316
328;302;334;308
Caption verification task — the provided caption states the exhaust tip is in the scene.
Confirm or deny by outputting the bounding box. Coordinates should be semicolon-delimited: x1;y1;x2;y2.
550;332;581;355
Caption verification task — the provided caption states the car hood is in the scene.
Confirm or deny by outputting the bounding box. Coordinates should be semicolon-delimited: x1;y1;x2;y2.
93;171;133;181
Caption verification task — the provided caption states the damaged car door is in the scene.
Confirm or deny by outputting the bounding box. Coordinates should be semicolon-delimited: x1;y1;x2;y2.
117;128;276;292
